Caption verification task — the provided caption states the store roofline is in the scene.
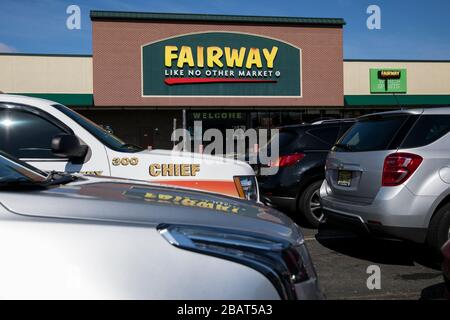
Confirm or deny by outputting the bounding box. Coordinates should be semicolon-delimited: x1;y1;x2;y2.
89;10;345;26
0;53;92;57
344;59;450;63
1;53;450;63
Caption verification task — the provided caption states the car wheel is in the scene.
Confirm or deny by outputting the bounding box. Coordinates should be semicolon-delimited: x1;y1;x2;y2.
298;180;325;228
427;202;450;256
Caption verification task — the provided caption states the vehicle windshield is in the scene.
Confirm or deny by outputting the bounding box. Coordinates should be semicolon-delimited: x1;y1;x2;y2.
52;104;144;153
0;151;48;185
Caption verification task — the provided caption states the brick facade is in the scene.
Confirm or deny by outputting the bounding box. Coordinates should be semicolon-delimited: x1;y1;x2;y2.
92;19;343;107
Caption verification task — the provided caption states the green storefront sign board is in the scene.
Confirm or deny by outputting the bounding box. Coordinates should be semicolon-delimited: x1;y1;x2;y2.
142;32;301;96
370;68;407;93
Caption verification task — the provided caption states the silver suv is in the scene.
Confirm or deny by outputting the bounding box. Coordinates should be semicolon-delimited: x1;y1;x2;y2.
0;151;322;299
320;108;450;254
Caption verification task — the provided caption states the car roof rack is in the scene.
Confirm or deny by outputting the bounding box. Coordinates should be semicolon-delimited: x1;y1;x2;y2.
310;118;355;125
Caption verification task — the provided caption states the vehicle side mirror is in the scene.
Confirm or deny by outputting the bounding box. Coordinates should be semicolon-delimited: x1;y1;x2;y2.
51;134;88;161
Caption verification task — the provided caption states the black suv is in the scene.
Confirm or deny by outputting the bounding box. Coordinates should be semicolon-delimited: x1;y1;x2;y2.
257;119;355;227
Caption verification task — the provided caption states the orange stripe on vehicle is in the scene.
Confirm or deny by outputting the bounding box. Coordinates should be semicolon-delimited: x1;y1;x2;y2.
152;180;239;198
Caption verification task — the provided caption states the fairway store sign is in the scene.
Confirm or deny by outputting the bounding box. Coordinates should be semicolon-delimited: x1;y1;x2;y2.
142;32;301;96
370;68;407;93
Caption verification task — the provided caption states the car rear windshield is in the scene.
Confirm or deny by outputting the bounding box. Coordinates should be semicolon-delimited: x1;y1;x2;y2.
400;115;450;149
334;114;411;152
263;130;298;155
306;126;340;147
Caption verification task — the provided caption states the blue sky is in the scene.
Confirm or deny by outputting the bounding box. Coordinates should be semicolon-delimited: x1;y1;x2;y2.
0;0;449;59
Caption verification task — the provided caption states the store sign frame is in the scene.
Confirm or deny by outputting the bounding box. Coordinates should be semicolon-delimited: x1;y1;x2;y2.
141;32;302;97
370;68;407;93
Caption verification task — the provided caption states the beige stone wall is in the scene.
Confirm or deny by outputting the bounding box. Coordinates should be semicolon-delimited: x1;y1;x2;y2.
344;61;450;95
2;54;449;98
0;55;93;93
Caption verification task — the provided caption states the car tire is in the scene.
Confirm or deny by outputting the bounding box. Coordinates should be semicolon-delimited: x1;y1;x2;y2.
426;202;450;256
298;180;325;228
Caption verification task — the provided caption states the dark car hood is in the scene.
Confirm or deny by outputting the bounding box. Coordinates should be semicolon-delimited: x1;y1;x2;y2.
0;176;302;243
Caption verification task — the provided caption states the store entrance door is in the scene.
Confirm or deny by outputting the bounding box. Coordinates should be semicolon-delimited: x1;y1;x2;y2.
188;111;248;156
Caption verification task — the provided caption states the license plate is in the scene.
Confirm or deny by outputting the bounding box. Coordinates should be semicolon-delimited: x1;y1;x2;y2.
337;170;352;187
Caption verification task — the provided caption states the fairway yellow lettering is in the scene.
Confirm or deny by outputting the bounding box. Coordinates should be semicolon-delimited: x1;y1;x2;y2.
164;45;279;70
245;48;263;69
224;47;246;68
207;46;224;68
177;46;195;68
197;46;205;68
262;47;278;68
165;45;178;67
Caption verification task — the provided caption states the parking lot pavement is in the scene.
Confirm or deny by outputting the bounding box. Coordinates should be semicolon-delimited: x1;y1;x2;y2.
301;225;447;300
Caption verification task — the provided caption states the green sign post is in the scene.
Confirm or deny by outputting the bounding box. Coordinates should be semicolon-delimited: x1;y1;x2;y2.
142;32;301;96
370;68;407;93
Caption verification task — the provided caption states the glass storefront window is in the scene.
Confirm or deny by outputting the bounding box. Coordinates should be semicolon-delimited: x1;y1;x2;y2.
258;111;272;128
281;111;303;125
303;108;322;123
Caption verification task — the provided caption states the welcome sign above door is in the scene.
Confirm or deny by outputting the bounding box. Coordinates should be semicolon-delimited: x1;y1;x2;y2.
141;32;302;97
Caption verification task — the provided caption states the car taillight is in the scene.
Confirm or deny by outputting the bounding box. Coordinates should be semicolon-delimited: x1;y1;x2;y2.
270;153;305;167
382;153;423;186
